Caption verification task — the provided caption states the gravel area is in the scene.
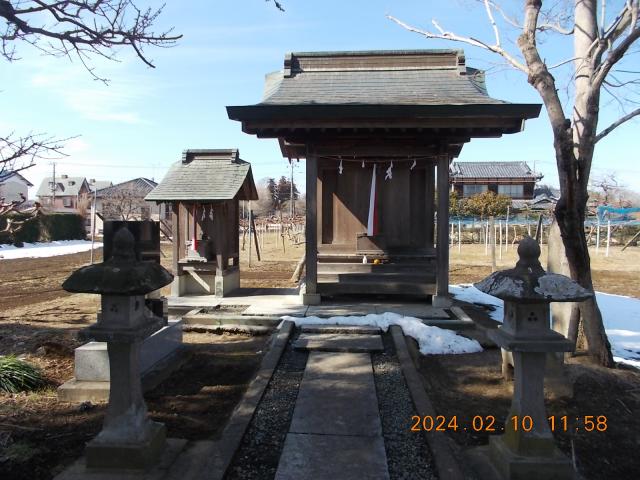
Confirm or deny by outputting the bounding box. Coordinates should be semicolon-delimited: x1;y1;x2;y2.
224;330;437;479
224;334;308;480
373;333;438;480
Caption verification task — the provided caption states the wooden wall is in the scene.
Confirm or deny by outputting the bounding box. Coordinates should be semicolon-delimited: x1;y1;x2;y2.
173;200;239;270
318;159;434;251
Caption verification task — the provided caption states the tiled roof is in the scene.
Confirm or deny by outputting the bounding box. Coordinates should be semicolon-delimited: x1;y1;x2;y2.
0;171;33;187
36;176;88;197
145;150;258;202
260;50;504;106
96;178;157;198
89;180;113;192
450;161;541;179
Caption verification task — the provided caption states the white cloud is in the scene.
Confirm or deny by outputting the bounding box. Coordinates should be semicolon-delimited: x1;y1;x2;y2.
29;61;150;125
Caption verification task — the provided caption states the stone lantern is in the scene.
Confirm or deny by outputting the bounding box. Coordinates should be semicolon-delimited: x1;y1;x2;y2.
473;236;592;480
62;226;173;471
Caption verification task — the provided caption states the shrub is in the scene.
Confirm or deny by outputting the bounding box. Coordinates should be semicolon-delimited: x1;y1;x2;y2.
40;213;86;241
0;356;46;393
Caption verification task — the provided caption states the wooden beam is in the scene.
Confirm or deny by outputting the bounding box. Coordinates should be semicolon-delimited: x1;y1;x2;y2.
425;162;435;248
436;155;450;299
305;148;319;294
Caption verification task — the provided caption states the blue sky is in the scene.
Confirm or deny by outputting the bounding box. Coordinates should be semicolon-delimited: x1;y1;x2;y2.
3;0;639;196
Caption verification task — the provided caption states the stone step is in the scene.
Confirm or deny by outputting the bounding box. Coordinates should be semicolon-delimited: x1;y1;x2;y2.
275;433;389;480
300;324;382;335
293;333;384;353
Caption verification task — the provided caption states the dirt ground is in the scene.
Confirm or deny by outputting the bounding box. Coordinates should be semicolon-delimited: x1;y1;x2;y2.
417;334;640;479
0;236;638;479
0;245;270;480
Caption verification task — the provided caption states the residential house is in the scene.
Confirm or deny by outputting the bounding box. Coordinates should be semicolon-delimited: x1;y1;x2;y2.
450;161;542;200
88;178;113;194
0;171;33;203
94;178;168;234
36;175;92;211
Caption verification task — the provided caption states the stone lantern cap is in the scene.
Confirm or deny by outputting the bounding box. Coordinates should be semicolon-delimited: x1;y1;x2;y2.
474;236;593;304
62;227;173;296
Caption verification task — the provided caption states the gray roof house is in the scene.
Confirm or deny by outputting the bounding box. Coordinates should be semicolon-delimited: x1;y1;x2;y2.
96;178;157;199
0;171;33;203
36;175;91;210
450;161;543;199
89;179;113;192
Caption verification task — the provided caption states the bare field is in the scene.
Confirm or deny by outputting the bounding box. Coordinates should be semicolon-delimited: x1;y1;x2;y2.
449;244;640;298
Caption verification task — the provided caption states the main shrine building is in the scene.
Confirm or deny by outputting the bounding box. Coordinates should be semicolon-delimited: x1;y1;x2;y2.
228;49;541;306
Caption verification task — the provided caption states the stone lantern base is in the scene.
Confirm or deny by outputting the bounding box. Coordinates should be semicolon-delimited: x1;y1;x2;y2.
85;422;166;471
467;439;574;480
488;436;574;480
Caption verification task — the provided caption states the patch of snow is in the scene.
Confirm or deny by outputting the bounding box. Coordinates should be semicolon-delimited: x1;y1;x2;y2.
281;312;482;355
450;284;640;369
450;284;504;322
0;240;102;260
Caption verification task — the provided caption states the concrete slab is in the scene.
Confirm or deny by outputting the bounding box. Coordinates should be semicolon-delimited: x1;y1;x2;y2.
375;304;450;319
306;303;377;317
300;324;382;335
275;433;389;480
167;296;222;308
290;352;381;437
289;380;381;436
242;303;308;317
74;320;183;382
293;333;383;353
303;352;373;384
53;438;187;480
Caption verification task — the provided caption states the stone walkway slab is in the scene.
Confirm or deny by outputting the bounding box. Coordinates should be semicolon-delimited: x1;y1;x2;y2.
289;352;381;437
302;352;373;384
293;333;383;353
300;324;382;335
374;304;449;318
306;304;377;317
275;433;389;480
241;303;308;317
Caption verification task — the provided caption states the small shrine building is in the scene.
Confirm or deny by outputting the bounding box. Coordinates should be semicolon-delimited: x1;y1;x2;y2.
228;49;541;306
146;149;258;297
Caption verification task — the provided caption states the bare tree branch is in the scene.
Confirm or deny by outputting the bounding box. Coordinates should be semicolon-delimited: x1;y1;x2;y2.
0;132;71;175
595;106;640;142
386;14;529;73
0;0;182;80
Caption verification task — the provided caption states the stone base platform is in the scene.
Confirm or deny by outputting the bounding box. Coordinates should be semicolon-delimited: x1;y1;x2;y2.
58;320;183;403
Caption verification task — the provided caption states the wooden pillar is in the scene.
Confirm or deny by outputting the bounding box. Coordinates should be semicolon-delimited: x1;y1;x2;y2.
171;202;180;273
214;203;224;275
435;155;451;306
304;149;320;304
425;161;435;248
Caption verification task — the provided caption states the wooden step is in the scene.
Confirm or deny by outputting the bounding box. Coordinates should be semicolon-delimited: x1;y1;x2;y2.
318;272;435;283
317;281;436;296
317;262;434;274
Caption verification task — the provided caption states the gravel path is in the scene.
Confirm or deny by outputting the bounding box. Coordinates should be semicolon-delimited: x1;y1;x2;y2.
373;334;438;480
224;331;437;479
224;334;307;480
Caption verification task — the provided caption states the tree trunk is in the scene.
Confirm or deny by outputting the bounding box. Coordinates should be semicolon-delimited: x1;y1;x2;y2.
554;161;614;367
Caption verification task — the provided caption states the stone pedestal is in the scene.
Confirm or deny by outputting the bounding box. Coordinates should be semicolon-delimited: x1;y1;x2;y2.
172;267;239;297
432;294;452;308
57;320;183;403
85;339;164;471
301;293;322;306
215;267;240;297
